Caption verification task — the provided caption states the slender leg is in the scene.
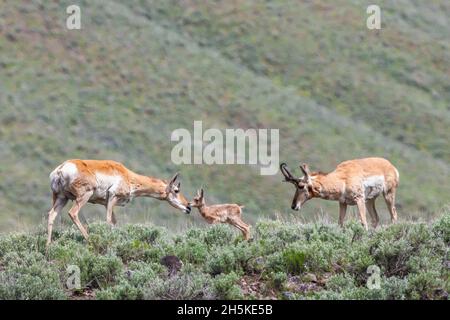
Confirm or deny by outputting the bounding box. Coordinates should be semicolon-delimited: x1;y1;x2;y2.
111;211;117;225
106;195;118;226
232;218;250;240
383;190;398;223
47;194;68;246
68;191;93;240
338;203;347;227
356;199;368;231
366;199;379;228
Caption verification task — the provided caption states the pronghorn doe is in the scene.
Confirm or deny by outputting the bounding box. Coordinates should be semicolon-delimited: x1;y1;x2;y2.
280;157;399;230
47;159;191;245
189;189;251;240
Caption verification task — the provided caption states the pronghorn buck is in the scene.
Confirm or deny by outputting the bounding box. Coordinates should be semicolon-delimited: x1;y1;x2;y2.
189;189;251;240
280;157;399;230
47;159;191;245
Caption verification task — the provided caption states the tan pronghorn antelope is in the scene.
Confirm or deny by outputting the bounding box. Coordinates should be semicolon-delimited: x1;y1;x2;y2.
47;159;191;245
189;189;251;240
280;157;399;230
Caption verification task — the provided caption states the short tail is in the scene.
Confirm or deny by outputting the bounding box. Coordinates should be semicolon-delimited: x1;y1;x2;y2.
50;166;65;194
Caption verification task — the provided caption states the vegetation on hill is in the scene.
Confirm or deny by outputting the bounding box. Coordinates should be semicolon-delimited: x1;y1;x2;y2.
0;1;449;232
0;212;448;300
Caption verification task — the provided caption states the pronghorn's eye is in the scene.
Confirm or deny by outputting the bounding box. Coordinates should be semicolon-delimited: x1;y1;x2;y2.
174;189;180;193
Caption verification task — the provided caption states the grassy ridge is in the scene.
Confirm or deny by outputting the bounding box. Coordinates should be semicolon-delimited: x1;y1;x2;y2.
0;212;448;300
0;1;449;231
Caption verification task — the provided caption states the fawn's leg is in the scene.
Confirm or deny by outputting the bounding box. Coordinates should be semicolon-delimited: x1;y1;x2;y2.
230;217;250;240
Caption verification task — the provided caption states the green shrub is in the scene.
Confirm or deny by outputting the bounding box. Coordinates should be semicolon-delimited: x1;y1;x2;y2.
0;233;46;258
211;272;242;299
0;252;66;300
432;211;450;244
96;281;143;300
0;215;448;300
281;248;307;274
96;261;165;299
205;246;240;275
125;261;165;286
383;277;409;300
324;274;356;293
406;270;445;299
203;225;235;247
267;272;287;291
48;241;123;288
143;267;214;300
174;237;209;265
116;239;165;264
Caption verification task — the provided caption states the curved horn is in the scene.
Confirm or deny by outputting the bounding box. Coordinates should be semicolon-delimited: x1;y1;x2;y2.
280;163;298;183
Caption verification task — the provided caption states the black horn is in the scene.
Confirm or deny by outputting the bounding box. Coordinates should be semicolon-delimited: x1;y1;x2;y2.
280;163;298;183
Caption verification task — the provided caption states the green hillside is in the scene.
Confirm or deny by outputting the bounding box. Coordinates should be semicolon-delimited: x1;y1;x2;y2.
0;0;449;232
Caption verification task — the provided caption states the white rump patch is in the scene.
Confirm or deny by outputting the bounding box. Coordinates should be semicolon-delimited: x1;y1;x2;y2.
61;162;78;179
363;175;385;200
50;162;78;193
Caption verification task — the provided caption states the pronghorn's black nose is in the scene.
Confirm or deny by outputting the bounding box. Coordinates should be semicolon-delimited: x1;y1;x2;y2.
185;206;191;214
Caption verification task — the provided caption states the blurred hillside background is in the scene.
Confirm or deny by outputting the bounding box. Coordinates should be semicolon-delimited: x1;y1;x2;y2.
0;0;449;232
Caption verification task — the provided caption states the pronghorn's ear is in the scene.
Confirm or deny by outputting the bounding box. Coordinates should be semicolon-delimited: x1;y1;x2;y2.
166;172;179;192
200;188;204;198
300;163;312;185
170;172;179;183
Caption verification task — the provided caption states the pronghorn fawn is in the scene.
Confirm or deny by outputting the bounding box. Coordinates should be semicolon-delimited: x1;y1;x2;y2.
280;157;399;230
47;159;191;246
189;189;251;240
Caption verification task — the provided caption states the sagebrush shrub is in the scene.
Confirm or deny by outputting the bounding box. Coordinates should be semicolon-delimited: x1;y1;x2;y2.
0;252;66;300
211;271;242;299
0;214;448;300
144;266;214;300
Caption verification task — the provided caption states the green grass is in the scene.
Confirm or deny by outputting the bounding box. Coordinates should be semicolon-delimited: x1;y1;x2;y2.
0;211;448;300
0;0;449;232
